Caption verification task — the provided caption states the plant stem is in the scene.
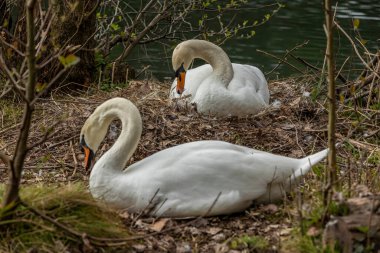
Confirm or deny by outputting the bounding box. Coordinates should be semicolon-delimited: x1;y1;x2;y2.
325;0;337;187
1;0;37;211
322;0;337;220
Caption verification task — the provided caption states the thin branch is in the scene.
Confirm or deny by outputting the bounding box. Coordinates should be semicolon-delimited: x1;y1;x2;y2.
2;0;38;209
31;67;69;106
323;0;338;221
0;151;11;166
0;28;27;48
256;49;305;75
0;80;12;98
69;141;78;178
0;37;25;56
27;128;61;151
334;21;380;79
0;52;25;93
265;41;309;75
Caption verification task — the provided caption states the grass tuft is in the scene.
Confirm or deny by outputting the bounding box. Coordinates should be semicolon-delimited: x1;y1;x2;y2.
0;183;129;252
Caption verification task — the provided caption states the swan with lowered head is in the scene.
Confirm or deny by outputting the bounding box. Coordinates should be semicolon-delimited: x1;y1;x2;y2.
170;40;269;117
80;97;328;218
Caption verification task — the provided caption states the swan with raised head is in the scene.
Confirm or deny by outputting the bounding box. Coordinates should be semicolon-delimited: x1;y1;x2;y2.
170;40;269;117
80;97;328;217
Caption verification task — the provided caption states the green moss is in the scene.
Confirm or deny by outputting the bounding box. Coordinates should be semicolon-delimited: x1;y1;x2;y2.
328;201;349;217
0;183;130;252
312;164;325;180
100;80;130;92
0;100;23;127
367;152;380;166
282;229;325;253
230;235;269;251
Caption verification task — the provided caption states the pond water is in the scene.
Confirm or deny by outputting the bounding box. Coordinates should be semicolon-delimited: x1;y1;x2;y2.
128;1;380;81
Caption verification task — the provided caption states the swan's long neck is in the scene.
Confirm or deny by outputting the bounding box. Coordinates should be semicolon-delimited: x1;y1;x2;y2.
95;102;142;173
187;40;234;86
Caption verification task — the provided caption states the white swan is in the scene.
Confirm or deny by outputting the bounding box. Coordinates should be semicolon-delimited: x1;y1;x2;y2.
80;97;328;218
170;40;269;117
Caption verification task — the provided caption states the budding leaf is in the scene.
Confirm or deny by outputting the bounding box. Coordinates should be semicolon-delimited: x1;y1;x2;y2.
35;82;47;93
59;54;80;68
353;19;360;30
111;23;120;31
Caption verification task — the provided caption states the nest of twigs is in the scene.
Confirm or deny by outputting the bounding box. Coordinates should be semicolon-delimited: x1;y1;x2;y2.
1;75;379;184
1;77;334;183
1;76;379;252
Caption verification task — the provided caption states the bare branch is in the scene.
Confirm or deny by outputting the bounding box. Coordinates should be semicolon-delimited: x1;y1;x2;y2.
27;128;61;151
335;21;380;79
0;151;11;166
31;67;69;106
0;37;25;57
2;0;38;209
0;52;22;88
257;49;305;75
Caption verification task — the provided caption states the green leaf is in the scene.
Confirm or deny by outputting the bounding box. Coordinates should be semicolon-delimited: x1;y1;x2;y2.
357;226;369;233
68;1;79;11
59;54;80;68
203;1;210;7
359;38;368;45
110;23;120;31
35;82;47;93
243;20;248;26
2;18;9;28
353;18;360;30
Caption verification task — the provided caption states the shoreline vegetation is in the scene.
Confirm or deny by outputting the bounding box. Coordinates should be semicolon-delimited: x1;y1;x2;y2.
1;76;379;252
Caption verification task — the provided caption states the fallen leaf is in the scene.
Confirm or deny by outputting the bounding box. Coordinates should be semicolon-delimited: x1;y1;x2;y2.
280;227;292;236
263;204;279;213
307;226;321;237
149;218;170;232
212;233;226;242
289;97;301;107
132;244;146;252
118;211;129;219
207;227;222;235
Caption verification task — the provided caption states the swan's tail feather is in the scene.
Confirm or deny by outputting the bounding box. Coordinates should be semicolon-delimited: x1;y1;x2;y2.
290;148;329;182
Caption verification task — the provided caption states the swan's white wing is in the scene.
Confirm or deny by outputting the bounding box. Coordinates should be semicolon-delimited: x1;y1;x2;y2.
170;63;269;116
228;64;269;104
119;141;303;217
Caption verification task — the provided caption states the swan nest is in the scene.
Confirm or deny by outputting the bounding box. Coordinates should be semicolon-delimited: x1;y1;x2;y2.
1;76;379;251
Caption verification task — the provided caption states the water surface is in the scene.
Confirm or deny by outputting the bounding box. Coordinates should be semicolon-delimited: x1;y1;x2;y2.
128;1;380;80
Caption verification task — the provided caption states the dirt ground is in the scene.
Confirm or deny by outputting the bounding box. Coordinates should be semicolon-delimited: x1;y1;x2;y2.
1;77;379;252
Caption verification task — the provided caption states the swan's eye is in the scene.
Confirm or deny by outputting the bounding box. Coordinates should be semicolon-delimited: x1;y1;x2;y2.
175;63;186;78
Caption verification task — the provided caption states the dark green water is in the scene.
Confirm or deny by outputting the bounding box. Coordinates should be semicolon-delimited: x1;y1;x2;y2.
128;1;380;80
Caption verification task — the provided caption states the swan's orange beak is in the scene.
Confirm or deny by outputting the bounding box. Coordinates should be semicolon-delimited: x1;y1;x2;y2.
83;146;94;171
175;64;186;94
80;136;95;172
177;72;186;94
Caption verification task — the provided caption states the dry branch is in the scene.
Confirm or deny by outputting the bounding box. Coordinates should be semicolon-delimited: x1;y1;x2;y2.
0;151;11;166
1;0;38;210
335;21;380;80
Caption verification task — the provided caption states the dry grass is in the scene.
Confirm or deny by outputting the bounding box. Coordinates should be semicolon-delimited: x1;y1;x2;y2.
0;75;379;251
